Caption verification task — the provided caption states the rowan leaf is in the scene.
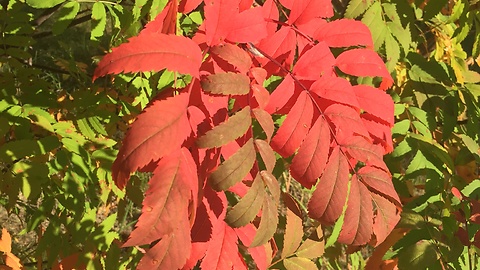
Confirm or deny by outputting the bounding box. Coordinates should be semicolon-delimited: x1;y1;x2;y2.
284;257;317;270
286;0;333;25
265;74;296;114
209;138;256;191
226;174;265;227
324;104;370;139
93;33;202;80
335;48;394;90
344;0;373;18
260;170;280;203
204;0;267;46
123;148;198;247
235;224;268;270
358;166;400;205
282;208;304;258
295;239;325;259
290;117;331;188
372;193;401;245
201;221;246;269
353;85;394;126
310;76;360;109
255;139;276;173
252;108;274;142
341;136;389;172
271;91;314;157
136;224;191;270
308;147;349;224
338;176;373;245
112;91;191;188
210;43;253;74
251;193;279;247
197;106;251;149
201;72;251;95
0;228;11;253
293;42;336;80
314;19;373;48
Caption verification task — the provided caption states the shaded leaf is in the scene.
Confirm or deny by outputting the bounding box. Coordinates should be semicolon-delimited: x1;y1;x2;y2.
201;72;250;95
282;208;304;258
271;92;314;157
251;194;278;247
372;193;401;246
358;166;400;205
284;257;317;270
197;106;251;149
209;138;256;191
341;136;388;172
226;174;265;227
211;43;253;74
255;139;276;173
290;117;331;188
397;240;437;269
308;147;349;224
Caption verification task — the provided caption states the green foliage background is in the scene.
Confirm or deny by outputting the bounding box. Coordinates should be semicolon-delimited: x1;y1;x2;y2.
0;0;479;269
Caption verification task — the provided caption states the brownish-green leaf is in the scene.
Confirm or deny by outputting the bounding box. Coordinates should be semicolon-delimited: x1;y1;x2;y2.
255;139;276;173
282;208;304;258
251;195;278;247
209;138;256;190
226;175;265;227
201;72;251;95
197;106;251;148
284;257;317;270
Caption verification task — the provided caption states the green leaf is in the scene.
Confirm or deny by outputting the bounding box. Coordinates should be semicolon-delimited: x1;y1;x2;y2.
284;257;317;270
26;0;65;8
385;33;400;72
398;240;438;269
423;0;448;20
226;175;265;227
407;133;455;171
407;106;434;130
405;150;443;176
0;136;60;162
361;2;387;51
345;0;374;18
387;21;411;55
391;139;412;158
52;2;80;35
209;138;256;191
197;106;251;148
91;2;107;41
77;118;96;140
460;134;480;158
392;119;410;135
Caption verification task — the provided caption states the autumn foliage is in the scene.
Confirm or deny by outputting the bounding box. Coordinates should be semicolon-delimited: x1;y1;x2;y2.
93;0;401;268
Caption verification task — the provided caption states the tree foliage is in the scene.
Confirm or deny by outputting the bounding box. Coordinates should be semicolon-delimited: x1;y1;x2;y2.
0;0;479;269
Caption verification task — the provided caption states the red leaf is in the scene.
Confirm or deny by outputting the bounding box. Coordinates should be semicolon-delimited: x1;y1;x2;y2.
271;91;314;157
282;0;333;25
264;74;297;114
361;114;394;153
141;1;177;36
357;166;401;206
204;0;267;46
293;42;336;80
112;91;191;188
308;147;349;224
371;193;401;246
338;176;373;245
93;34;202;80
335;48;394;90
179;0;203;13
290;117;331;188
137;225;191;270
123;148;198;247
340;136;389;172
210;43;253;74
235;224;268;270
201;221;247;270
353;85;394;126
324;104;370;139
314;19;373;48
256;26;297;73
310;76;360;109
